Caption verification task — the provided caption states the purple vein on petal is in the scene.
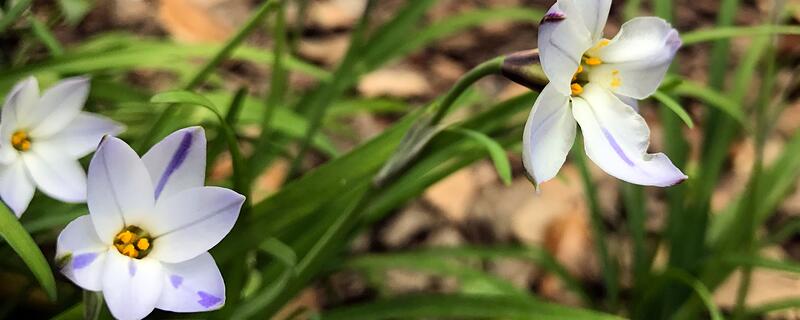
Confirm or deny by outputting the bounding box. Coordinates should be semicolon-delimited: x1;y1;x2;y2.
197;291;222;308
601;128;635;166
128;260;137;277
72;253;98;269
170;275;183;288
154;132;193;199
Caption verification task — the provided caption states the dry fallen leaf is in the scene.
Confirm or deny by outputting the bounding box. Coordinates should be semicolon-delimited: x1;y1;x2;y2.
424;169;479;223
158;0;247;43
298;35;351;66
307;0;367;30
358;66;432;98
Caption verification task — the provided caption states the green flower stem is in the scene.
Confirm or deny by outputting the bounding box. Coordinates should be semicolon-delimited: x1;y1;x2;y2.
430;56;504;124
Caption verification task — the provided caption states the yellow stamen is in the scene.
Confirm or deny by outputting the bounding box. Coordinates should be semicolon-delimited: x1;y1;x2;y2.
11;130;31;152
576;65;584;74
585;57;602;66
116;231;134;244
571;83;584;95
136;238;150;250
597;39;610;47
121;244;139;258
113;226;152;259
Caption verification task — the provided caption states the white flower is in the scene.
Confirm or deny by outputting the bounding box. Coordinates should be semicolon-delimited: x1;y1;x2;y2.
0;76;123;216
523;0;687;187
55;127;245;320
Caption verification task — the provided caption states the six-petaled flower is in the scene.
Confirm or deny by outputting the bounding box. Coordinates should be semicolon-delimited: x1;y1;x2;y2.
56;127;244;320
523;0;688;188
0;77;123;216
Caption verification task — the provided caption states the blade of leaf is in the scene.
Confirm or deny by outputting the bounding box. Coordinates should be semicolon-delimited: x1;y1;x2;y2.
652;91;694;128
0;203;57;301
319;294;623;320
447;127;512;185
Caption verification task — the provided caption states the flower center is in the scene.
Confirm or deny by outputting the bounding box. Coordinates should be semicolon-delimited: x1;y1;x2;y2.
114;226;153;259
11;130;31;152
570;39;620;96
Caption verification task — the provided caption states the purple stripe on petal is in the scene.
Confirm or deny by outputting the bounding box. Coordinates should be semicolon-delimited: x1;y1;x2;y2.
197;291;222;308
154;132;193;199
72;253;98;269
128;260;137;277
601;128;635;166
170;275;183;288
540;11;565;24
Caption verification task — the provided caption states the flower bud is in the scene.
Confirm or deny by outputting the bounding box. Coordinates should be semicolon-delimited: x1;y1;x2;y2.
501;49;548;91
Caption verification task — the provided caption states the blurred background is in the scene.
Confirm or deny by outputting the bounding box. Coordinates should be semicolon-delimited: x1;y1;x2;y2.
3;0;800;319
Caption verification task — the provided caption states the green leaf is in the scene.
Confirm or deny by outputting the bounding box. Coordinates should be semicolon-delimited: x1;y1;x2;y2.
448;127;512;185
0;203;57;301
150;90;249;201
396;7;543;60
151;90;218;110
573;140;618;309
652;91;694;128
344;246;588;303
57;0;94;25
347;252;527;297
682;25;800;45
28;16;64;56
0;0;32;33
83;290;103;320
260;238;297;268
373;112;442;186
666;77;745;125
660;269;723;320
50;303;82;320
319;294;623;320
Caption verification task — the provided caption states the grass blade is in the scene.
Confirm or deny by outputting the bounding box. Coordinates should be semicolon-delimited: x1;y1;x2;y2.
652;91;694;128
0;0;32;33
0;203;57;301
447;127;512;185
320;294;623;320
138;0;279;150
682;25;800;45
573;139;618;310
150;90;249;200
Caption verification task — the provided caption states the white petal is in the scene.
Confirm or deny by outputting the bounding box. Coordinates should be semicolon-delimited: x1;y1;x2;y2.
38;112;124;159
148;187;244;263
22;146;86;203
142;127;206;202
0;160;35;217
56;215;108;291
590;17;681;99
2;77;40;131
102;251;164;320
157;252;225;312
616;94;639;111
538;1;594;95
0;145;17;164
28;77;90;138
522;84;576;186
572;83;687;186
561;0;611;41
88;137;155;243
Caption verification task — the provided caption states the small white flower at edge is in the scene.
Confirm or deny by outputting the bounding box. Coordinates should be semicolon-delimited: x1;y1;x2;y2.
0;76;124;216
523;0;688;188
55;127;245;320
